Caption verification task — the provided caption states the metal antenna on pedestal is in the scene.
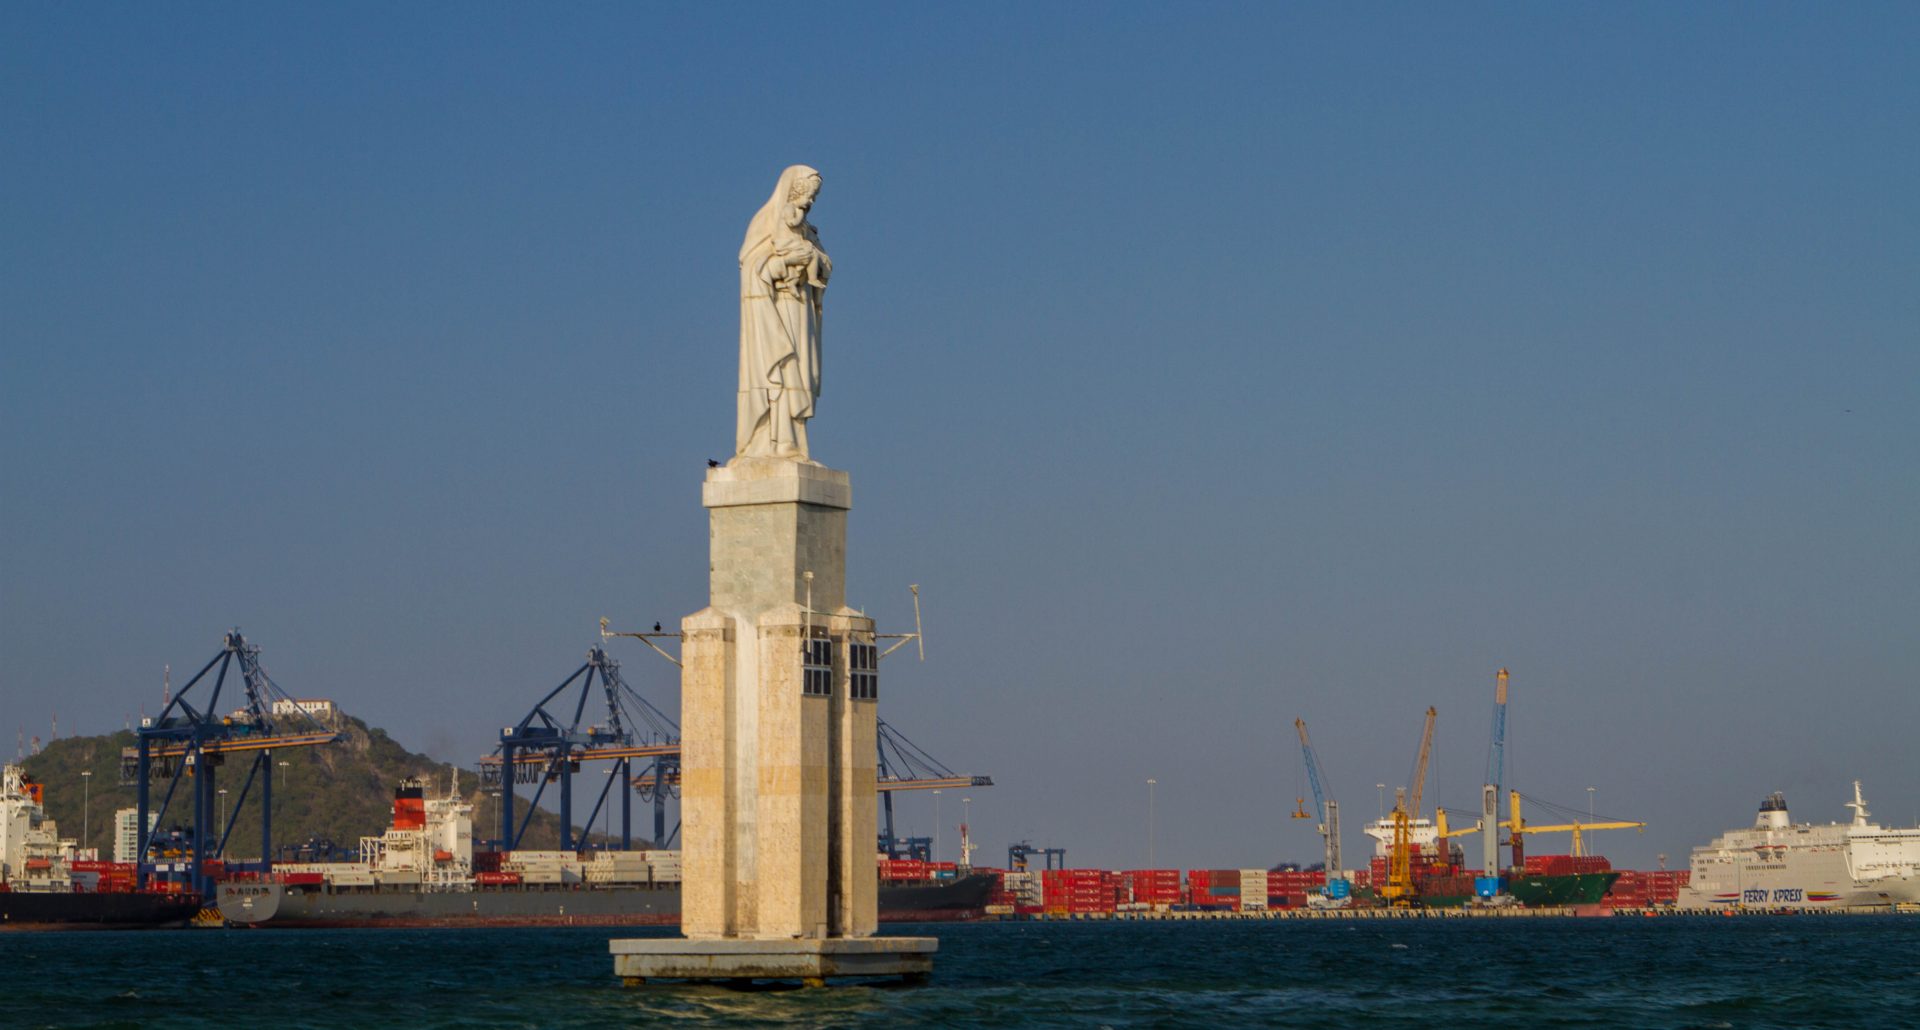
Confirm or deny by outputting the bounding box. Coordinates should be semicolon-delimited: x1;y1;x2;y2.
878;584;924;661
805;571;815;647
599;616;683;668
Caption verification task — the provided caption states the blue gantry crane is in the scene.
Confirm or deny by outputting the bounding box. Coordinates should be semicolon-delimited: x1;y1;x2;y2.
480;645;679;852
122;630;342;897
876;719;993;861
1007;841;1066;871
625;717;993;860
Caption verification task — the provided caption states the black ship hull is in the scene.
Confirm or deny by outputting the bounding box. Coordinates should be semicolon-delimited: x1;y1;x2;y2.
0;891;202;930
220;874;996;928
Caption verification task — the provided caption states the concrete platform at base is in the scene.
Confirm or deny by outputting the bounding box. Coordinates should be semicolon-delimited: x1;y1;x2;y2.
611;936;937;985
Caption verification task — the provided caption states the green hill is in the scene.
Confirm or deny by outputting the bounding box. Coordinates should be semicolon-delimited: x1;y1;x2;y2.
20;713;650;860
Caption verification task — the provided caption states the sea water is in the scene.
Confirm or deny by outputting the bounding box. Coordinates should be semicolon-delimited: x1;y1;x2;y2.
4;917;1918;1028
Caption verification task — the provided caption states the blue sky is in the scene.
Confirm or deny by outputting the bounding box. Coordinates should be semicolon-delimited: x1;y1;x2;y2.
3;3;1916;871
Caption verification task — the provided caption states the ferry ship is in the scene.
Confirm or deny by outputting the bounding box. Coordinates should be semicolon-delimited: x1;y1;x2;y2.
1676;782;1920;910
218;778;991;928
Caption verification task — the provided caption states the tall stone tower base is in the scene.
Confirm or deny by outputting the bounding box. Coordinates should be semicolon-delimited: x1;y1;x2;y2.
611;458;935;985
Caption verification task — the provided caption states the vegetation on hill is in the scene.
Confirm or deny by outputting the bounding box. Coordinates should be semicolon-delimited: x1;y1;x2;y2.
20;712;649;860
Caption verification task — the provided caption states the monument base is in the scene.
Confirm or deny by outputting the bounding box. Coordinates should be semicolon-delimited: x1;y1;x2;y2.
611;936;936;987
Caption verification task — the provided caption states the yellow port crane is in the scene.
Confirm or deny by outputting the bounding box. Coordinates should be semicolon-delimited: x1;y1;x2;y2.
1381;707;1437;907
1433;807;1482;843
1506;790;1645;868
1380;788;1415;907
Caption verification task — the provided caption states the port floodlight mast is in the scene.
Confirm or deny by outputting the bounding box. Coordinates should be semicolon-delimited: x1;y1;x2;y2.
124;630;342;897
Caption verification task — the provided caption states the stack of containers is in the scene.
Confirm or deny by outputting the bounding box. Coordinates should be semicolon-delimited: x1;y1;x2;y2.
878;858;930;882
1647;869;1689;904
930;861;959;881
1002;870;1042;912
504;850;580;885
1042;869;1116;915
1122;869;1182;908
1522;855;1613;876
1240;869;1270;910
1369;850;1463;886
71;860;138;893
585;850;652;885
644;850;683;884
1604;869;1689;908
978;868;1017;913
1265;868;1326;907
1186;869;1242;911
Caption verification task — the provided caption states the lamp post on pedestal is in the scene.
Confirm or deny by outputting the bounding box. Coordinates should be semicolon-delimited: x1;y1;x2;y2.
1147;778;1157;867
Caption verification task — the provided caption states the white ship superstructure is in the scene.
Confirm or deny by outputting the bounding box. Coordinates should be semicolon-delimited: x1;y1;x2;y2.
0;765;78;892
1677;782;1920;909
1363;817;1438;856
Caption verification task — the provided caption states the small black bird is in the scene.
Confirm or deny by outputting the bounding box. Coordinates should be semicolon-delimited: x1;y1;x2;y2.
707;458;721;468
653;622;663;633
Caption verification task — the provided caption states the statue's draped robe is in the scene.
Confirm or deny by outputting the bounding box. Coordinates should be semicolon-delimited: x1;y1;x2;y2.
736;165;827;459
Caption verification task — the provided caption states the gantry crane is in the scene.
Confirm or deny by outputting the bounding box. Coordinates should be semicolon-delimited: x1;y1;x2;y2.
479;645;679;851
1008;841;1065;872
1505;791;1645;868
1292;718;1348;902
625;718;993;860
875;719;993;860
123;630;342;896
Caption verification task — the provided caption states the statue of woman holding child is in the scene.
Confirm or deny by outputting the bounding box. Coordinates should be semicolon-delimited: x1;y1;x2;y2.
735;165;832;461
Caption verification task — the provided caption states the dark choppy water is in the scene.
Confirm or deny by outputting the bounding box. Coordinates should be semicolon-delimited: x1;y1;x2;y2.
4;917;1919;1028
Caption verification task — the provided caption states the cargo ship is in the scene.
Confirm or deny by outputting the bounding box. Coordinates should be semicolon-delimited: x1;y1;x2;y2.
218;779;992;928
1675;782;1920;910
0;764;202;930
1504;863;1619;906
1358;813;1622;907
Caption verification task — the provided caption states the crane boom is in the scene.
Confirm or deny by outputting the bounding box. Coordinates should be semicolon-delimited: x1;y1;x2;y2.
1408;706;1437;819
1294;718;1329;824
1507;790;1646;862
1487;669;1508;788
1292;718;1344;890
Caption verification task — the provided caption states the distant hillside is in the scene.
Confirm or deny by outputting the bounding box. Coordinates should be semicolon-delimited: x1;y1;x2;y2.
20;713;646;859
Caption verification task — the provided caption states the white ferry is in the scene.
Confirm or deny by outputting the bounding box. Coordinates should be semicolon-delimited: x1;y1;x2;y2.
1677;782;1920;910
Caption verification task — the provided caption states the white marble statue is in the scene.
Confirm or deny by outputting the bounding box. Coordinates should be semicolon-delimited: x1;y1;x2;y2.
736;165;832;460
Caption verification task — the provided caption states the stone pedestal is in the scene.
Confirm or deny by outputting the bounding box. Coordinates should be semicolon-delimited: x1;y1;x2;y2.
612;457;933;984
612;936;935;987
